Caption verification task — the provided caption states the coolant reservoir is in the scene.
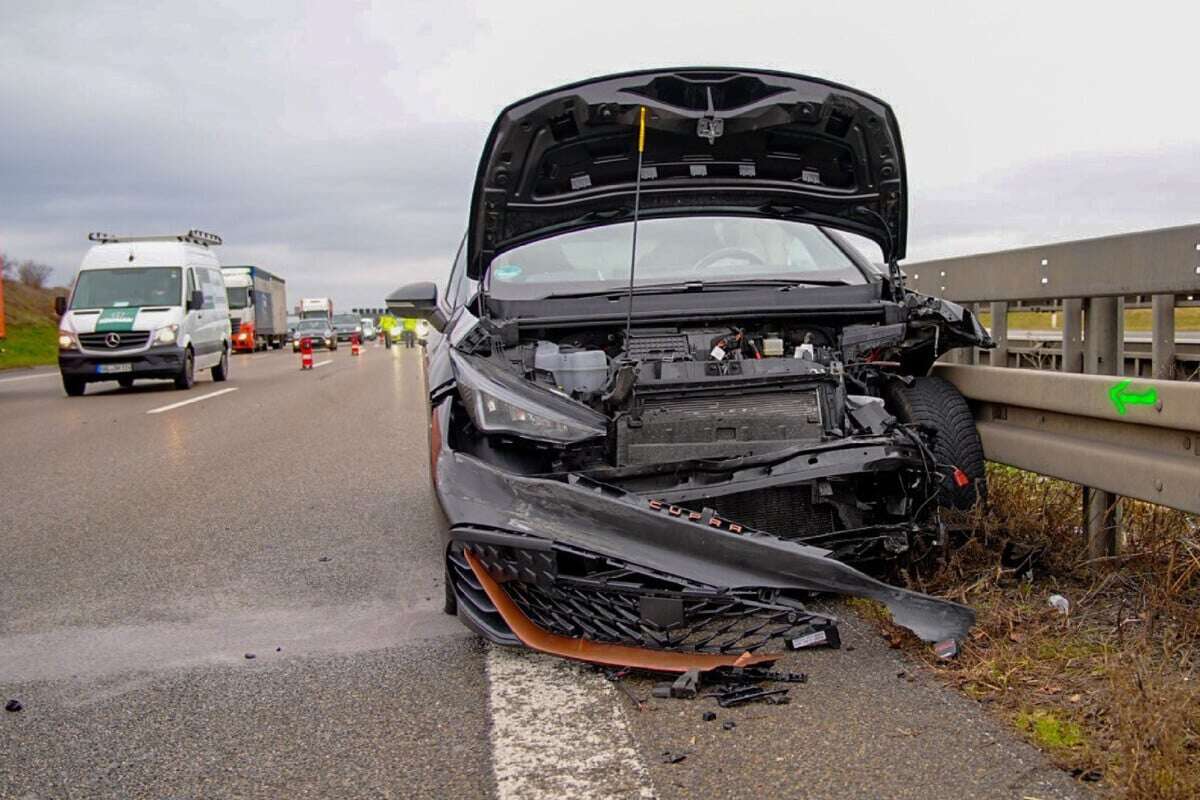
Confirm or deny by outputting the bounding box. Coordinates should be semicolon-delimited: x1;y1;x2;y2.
534;341;609;396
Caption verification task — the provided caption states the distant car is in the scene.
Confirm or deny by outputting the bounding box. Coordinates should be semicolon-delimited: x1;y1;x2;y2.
291;319;337;351
360;318;378;340
332;313;363;343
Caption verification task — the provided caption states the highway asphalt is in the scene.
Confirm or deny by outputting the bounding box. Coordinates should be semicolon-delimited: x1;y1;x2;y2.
0;345;1090;799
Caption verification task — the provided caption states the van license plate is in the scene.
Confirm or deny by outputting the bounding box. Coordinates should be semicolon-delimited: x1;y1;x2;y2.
96;363;133;374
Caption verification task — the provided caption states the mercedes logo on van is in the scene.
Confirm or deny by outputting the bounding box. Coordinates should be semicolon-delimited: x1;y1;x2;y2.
105;333;122;348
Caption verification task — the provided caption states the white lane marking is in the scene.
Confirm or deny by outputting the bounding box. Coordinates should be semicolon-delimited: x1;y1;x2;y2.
0;372;56;384
487;646;655;800
145;387;239;415
312;359;333;368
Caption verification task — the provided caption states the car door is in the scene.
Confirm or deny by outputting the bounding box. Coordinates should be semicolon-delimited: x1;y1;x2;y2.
188;266;221;367
206;268;230;359
184;267;207;360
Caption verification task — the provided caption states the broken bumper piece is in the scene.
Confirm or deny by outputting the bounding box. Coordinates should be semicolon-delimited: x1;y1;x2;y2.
439;452;975;663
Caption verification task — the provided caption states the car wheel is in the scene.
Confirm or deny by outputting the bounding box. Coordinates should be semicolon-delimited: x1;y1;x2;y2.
211;347;229;382
885;376;986;510
174;347;195;390
63;376;86;397
118;376;134;389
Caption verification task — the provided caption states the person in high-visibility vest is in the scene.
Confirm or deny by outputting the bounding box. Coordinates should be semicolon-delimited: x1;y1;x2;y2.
378;313;398;349
401;316;417;349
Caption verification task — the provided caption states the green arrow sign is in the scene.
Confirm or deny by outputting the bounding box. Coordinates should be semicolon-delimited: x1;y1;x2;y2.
1108;379;1158;415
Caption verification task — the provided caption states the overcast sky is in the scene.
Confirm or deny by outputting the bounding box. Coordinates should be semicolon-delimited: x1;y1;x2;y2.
3;1;1199;307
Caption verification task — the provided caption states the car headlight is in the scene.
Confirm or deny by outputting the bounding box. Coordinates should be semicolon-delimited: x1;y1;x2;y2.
154;324;179;345
237;332;249;341
58;331;78;350
452;352;606;445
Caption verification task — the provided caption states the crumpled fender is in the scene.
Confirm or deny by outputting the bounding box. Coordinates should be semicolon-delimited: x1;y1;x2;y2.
436;450;975;643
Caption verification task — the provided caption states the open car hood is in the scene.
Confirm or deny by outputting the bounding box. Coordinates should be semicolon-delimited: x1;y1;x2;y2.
467;67;907;280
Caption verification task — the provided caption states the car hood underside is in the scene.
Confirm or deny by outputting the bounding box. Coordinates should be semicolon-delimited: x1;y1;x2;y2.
467;67;907;280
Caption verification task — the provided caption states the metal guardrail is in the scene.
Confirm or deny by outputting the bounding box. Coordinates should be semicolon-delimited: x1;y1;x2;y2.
906;223;1200;302
907;224;1200;556
933;365;1200;516
991;330;1200;380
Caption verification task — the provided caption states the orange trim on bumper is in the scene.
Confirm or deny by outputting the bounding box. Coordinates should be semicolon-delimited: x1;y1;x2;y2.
463;549;777;673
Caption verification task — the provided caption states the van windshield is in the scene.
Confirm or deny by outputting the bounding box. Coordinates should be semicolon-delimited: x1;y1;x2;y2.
70;267;182;309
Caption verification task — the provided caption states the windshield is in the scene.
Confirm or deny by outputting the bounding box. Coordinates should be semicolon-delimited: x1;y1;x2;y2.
226;286;249;309
70;267;182;309
333;314;359;326
296;320;327;332
486;217;865;300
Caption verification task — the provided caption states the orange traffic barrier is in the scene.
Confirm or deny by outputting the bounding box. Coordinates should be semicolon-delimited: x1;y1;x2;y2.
300;337;314;369
351;332;360;356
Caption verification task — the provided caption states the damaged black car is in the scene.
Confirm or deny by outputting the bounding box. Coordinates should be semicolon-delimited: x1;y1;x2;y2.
389;68;993;671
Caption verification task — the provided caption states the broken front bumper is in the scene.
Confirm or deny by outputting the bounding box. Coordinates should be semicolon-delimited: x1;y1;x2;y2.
435;445;975;665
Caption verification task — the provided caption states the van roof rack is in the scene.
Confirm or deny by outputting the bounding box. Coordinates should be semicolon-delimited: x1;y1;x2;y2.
87;230;223;247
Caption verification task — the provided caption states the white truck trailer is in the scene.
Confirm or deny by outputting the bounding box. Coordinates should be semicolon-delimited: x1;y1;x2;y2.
299;297;334;323
222;266;288;351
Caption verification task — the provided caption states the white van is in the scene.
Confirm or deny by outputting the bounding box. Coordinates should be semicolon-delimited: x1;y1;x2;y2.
56;231;232;396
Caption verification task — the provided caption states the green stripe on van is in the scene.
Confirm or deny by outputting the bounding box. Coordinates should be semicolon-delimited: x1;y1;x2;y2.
95;307;140;331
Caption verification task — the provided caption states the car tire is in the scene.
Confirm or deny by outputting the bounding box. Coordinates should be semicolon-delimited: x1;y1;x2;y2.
212;347;229;382
885;376;986;510
118;376;134;389
174;347;195;390
63;376;86;397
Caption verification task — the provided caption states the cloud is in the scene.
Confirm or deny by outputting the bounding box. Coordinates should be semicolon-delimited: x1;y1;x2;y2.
3;1;1199;305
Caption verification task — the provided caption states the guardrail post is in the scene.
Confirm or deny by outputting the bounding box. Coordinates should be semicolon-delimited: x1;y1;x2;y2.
1152;294;1177;379
1061;299;1083;373
989;301;1008;368
1083;296;1122;558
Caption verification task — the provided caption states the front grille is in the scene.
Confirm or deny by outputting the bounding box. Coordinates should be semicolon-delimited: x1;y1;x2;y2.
79;331;151;351
458;540;832;654
704;486;837;541
229;317;243;332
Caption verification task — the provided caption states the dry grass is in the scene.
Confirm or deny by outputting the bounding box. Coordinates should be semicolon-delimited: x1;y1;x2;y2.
875;466;1200;798
977;307;1200;332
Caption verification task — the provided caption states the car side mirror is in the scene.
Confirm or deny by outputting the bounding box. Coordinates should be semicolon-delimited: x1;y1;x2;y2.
54;296;67;316
187;289;204;311
386;281;447;332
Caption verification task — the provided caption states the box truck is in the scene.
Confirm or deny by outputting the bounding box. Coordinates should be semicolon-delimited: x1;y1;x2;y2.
299;297;333;323
223;266;287;351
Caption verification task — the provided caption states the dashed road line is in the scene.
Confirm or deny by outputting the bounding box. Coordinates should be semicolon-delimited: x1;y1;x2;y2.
0;372;56;384
312;359;333;369
487;646;655;800
145;387;239;415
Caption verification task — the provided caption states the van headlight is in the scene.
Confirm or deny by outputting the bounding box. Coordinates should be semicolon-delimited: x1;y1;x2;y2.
452;352;606;445
58;331;79;350
154;324;179;345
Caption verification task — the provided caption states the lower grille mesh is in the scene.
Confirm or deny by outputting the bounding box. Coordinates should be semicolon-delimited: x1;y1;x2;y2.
458;540;831;654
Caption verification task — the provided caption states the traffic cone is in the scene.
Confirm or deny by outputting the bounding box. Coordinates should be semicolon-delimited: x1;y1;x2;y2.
300;337;314;370
351;333;361;356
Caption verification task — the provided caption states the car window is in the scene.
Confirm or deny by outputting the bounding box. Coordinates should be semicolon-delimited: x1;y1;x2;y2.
187;268;197;304
486;216;866;300
444;235;468;310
